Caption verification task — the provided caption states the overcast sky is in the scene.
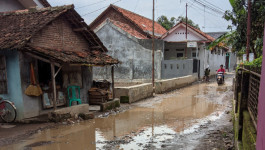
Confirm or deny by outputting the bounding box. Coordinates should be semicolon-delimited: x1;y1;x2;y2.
47;0;233;32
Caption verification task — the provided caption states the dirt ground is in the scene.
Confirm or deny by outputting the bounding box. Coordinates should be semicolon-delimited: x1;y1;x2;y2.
0;122;54;146
0;74;235;150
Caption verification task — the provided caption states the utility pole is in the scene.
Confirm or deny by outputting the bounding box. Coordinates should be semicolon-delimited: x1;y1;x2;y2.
246;0;251;61
152;0;155;91
185;3;188;57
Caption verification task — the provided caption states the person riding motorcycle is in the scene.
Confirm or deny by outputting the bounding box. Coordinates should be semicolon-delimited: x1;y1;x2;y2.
216;65;225;82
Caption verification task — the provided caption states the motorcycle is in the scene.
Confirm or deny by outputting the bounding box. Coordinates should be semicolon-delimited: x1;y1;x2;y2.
216;72;224;85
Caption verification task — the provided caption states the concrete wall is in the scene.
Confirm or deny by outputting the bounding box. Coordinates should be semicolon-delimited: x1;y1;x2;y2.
115;83;153;103
161;59;195;79
93;22;163;80
0;0;24;12
0;0;44;12
114;75;198;103
229;52;237;71
198;45;227;76
155;75;197;94
0;50;24;120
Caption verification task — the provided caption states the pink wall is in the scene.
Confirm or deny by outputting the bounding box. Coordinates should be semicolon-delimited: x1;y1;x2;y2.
256;22;265;150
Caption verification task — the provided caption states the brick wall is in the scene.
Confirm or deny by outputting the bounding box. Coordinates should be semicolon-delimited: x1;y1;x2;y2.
90;8;149;39
31;16;90;51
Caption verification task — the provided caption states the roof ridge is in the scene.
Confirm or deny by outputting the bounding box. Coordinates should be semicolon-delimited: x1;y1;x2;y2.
0;5;74;16
111;4;156;25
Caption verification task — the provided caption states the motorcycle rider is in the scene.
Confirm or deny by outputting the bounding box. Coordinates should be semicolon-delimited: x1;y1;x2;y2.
216;64;225;81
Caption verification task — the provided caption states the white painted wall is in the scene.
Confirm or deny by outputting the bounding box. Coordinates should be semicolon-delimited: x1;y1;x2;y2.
0;0;24;12
0;0;44;12
164;25;207;42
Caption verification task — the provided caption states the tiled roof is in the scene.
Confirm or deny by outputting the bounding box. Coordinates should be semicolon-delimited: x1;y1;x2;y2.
0;5;119;65
162;22;215;42
90;5;167;39
39;0;51;7
25;45;119;65
111;5;167;37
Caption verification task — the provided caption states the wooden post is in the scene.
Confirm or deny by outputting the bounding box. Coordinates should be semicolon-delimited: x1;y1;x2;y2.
51;63;57;110
152;0;155;90
111;66;115;99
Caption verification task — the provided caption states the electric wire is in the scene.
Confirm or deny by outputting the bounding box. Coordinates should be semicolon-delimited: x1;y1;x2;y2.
81;0;122;16
76;0;108;9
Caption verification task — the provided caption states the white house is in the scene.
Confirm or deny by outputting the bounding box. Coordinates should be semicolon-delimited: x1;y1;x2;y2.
161;22;236;78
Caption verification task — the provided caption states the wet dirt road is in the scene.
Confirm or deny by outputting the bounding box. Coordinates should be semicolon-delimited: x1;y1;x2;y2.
1;75;234;150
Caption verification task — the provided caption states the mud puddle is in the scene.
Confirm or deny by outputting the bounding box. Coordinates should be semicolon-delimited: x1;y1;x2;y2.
0;80;230;150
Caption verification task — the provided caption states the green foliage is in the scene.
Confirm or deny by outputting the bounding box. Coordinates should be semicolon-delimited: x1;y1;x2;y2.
157;15;176;30
210;0;265;58
176;16;200;30
243;56;262;68
157;15;200;30
242;111;256;150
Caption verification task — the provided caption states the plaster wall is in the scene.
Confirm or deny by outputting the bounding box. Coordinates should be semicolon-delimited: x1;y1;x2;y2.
93;23;163;80
198;45;227;77
229;52;237;71
155;75;198;94
0;50;24;120
115;83;153;103
0;0;44;12
0;0;24;12
161;59;195;79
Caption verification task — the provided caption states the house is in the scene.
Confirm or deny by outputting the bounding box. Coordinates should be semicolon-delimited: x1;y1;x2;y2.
161;22;236;78
0;5;119;120
0;0;50;12
90;4;167;81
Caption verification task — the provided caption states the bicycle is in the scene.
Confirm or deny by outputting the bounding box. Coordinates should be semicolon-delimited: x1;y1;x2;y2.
0;97;17;123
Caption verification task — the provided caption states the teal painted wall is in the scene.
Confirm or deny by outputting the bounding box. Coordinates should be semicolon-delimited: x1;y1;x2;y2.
0;49;24;120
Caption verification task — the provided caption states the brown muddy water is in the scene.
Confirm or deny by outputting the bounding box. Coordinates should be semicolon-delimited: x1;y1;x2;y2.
1;81;231;150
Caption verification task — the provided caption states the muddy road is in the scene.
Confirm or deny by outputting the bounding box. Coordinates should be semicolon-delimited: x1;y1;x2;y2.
0;75;234;150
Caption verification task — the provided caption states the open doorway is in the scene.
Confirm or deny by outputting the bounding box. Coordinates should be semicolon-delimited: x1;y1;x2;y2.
37;60;65;109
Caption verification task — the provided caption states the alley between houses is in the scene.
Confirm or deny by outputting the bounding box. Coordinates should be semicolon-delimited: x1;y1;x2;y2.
0;74;234;150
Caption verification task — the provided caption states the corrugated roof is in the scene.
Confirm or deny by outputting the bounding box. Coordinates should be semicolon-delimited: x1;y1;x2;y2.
0;5;119;65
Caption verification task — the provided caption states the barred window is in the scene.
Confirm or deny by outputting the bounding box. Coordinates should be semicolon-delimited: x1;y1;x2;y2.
0;55;7;94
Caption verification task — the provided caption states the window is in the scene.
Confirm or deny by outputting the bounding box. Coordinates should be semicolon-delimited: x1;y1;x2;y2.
164;64;167;69
176;64;179;69
0;55;7;94
177;53;184;58
183;64;185;69
192;52;197;57
170;64;173;70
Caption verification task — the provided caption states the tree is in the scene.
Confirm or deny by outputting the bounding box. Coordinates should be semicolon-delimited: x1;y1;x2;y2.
176;16;200;30
157;15;176;30
157;16;200;30
210;0;265;58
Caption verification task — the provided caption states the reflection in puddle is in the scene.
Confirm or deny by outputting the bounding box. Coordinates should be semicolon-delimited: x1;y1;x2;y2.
1;83;228;150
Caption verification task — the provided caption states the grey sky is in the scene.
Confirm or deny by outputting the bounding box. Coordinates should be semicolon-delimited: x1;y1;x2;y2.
47;0;233;32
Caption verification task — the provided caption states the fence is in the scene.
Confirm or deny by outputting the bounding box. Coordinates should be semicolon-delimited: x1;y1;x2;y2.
234;68;260;149
161;59;197;79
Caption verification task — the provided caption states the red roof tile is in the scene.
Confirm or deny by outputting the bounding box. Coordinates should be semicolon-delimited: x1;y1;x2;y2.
25;45;119;65
90;5;167;39
0;5;119;65
111;5;167;37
